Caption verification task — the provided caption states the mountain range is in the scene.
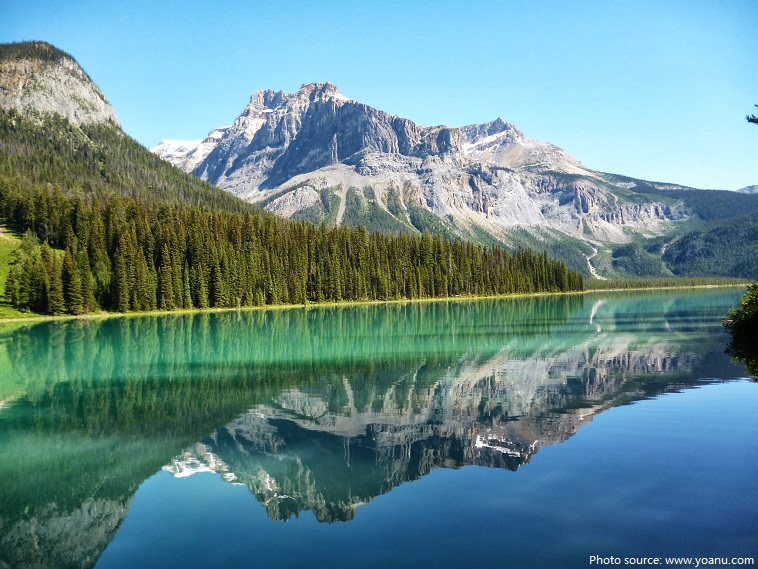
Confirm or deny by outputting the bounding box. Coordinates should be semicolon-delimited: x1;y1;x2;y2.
1;40;756;280
153;83;679;245
153;82;758;278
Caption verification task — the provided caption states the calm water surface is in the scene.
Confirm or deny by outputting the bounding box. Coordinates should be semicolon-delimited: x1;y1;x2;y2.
0;289;755;568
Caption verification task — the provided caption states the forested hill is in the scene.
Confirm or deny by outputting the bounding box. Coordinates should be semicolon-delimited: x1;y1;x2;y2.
0;109;583;315
0;110;251;213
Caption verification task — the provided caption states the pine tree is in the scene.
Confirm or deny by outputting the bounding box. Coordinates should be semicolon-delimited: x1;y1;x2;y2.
193;262;209;309
158;243;175;311
47;254;65;315
62;247;83;314
4;267;19;307
211;260;227;308
76;248;96;313
112;243;130;312
182;262;193;309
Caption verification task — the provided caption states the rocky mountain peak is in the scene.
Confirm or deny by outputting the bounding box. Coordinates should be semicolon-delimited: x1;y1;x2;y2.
0;41;120;127
296;81;345;101
460;117;522;144
244;83;348;116
247;88;287;112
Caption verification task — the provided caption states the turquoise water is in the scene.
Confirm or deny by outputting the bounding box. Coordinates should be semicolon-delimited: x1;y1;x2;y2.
0;289;755;568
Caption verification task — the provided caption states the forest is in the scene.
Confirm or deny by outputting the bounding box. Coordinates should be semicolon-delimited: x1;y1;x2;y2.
0;110;583;315
0;185;583;314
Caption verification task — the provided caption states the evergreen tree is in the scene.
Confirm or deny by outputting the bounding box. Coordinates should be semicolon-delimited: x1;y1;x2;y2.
182;262;193;309
4;266;19;307
112;243;130;312
158;243;175;311
47;254;65;315
76;247;96;313
62;247;83;314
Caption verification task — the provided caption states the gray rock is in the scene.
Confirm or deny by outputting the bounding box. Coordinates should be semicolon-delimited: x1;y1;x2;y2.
0;42;119;127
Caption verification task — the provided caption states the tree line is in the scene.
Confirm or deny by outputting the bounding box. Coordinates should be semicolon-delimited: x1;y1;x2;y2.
0;182;583;315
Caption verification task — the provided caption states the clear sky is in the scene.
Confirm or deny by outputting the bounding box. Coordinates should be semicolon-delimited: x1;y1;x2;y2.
3;0;757;190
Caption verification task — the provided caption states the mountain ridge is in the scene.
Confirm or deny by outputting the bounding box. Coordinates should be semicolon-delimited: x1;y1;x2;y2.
153;82;758;279
152;83;689;246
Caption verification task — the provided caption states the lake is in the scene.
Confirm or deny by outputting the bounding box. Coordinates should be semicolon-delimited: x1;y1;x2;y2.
0;289;755;568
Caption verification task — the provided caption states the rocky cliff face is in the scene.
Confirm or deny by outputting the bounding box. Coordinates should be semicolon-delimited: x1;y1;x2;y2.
154;82;689;261
0;41;119;127
174;82;467;194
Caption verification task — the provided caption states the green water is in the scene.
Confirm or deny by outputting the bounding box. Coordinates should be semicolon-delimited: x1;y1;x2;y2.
0;289;755;568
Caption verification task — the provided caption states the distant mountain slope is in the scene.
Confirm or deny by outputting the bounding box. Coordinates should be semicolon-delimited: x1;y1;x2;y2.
662;211;758;279
155;83;758;279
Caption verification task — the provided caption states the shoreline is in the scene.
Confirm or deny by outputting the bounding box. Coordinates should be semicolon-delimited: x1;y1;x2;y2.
0;282;747;325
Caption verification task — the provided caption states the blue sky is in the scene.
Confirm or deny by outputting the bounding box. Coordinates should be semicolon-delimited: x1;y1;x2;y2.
3;0;757;190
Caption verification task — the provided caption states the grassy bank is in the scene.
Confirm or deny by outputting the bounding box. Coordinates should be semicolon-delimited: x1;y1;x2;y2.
0;278;748;325
584;276;750;291
0;227;38;320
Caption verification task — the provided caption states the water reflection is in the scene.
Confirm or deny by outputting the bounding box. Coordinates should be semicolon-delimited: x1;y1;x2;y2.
0;290;745;568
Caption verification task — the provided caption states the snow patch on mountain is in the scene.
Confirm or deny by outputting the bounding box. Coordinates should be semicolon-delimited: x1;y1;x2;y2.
151;126;228;171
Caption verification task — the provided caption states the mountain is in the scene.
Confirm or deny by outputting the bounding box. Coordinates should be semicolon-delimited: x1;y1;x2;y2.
0;41;119;127
155;83;758;278
738;184;758;194
0;40;255;214
155;82;681;246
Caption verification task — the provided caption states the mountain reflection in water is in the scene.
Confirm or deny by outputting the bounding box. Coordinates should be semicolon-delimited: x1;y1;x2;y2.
162;313;714;522
0;289;747;568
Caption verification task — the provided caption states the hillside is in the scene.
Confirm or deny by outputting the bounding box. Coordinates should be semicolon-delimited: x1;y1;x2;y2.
662;211;758;279
0;110;255;213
